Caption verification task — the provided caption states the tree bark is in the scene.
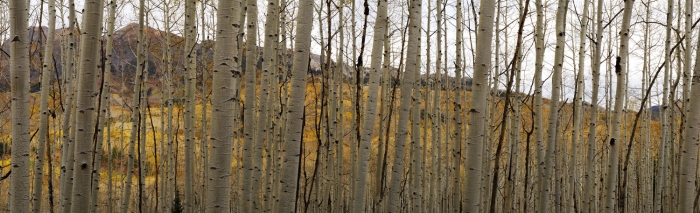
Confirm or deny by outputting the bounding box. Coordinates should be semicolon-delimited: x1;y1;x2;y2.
463;0;497;211
90;1;116;212
119;1;146;212
679;18;700;213
352;0;388;211
385;0;421;211
183;0;197;212
9;0;31;211
276;0;314;210
70;0;104;211
59;1;77;211
605;0;634;212
33;0;57;211
206;0;240;211
584;0;604;212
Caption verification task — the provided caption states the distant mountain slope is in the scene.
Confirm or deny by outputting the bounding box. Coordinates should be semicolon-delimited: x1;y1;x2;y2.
0;23;473;93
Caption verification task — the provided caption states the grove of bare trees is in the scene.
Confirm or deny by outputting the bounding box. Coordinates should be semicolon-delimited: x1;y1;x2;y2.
1;0;699;212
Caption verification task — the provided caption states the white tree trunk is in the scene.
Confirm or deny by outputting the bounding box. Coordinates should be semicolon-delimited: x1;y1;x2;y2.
540;1;569;212
679;20;700;213
9;0;31;211
276;0;314;210
70;0;104;211
385;0;421;211
584;0;604;212
604;0;634;212
571;0;589;212
59;1;77;211
183;0;197;212
33;0;57;211
206;0;240;211
90;1;116;212
464;0;497;211
241;0;260;209
352;0;388;211
119;1;146;212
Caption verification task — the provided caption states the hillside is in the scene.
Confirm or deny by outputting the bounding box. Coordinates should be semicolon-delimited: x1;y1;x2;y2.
0;24;474;94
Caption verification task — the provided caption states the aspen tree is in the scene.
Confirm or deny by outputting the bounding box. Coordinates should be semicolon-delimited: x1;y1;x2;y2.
463;0;497;211
679;19;700;213
276;0;314;210
233;0;247;209
199;2;209;211
540;1;569;212
206;0;240;211
453;0;464;211
107;103;113;213
159;3;168;210
680;0;696;211
138;59;148;213
241;0;260;209
533;0;546;209
431;0;444;210
90;1;117;211
272;2;287;209
682;0;692;143
572;0;590;212
59;1;77;211
641;4;652;208
352;0;388;211
334;5;345;212
33;0;57;212
164;0;176;206
670;2;681;209
374;28;391;212
504;0;529;210
656;0;672;211
257;0;280;208
410;32;424;213
328;20;338;213
70;0;104;211
183;0;197;212
483;3;500;210
605;0;634;212
584;0;604;212
9;0;30;211
269;1;286;208
422;3;432;211
120;0;146;212
385;0;422;210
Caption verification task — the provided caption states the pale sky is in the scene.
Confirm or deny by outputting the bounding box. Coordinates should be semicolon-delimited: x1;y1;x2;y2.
23;0;696;110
